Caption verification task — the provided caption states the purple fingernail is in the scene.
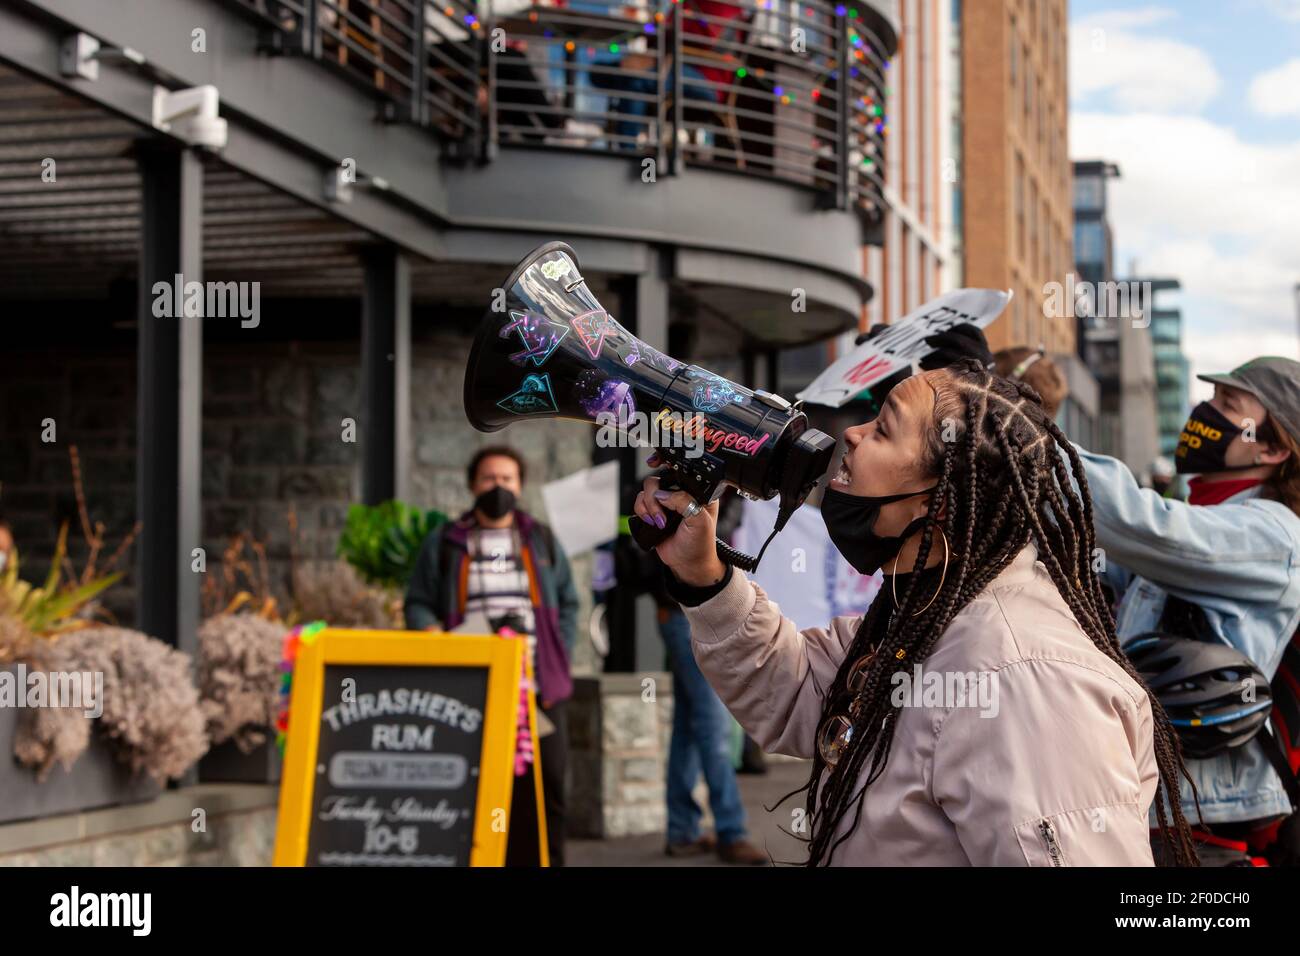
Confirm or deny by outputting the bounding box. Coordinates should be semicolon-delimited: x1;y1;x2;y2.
654;514;666;529
653;490;672;501
645;454;658;465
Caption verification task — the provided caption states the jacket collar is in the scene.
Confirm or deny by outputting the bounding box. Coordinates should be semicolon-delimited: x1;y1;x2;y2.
989;542;1042;589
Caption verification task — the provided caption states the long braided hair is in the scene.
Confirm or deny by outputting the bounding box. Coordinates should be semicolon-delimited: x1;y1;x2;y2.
796;360;1201;866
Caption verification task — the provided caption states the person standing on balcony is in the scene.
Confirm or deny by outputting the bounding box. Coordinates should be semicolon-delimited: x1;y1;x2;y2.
404;446;579;865
590;0;748;148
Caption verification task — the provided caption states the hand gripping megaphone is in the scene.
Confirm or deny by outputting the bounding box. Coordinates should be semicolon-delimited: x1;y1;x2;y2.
463;242;836;571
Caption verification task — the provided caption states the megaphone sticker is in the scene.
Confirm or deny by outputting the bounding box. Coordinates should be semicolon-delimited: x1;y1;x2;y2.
571;310;616;360
501;310;570;368
496;373;559;417
575;369;637;420
686;368;751;413
540;258;572;282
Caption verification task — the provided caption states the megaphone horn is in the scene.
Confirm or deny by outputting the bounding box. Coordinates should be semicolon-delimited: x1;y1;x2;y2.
463;242;836;571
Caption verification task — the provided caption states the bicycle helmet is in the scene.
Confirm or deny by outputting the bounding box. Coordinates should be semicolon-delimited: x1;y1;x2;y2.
1123;633;1273;759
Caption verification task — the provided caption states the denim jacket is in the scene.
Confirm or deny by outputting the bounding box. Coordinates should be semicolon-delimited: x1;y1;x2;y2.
1076;447;1300;824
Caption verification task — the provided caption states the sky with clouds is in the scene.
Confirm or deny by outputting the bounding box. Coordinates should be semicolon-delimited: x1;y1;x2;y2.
1068;0;1300;399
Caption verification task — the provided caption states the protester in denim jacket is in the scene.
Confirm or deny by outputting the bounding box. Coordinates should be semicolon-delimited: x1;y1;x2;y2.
1076;357;1300;832
878;329;1300;849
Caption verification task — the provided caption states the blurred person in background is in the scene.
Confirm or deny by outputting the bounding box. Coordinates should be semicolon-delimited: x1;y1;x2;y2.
993;346;1068;420
405;446;579;865
642;480;766;864
1077;358;1300;865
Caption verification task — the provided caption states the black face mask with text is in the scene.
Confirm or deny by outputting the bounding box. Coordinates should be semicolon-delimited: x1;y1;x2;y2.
474;486;517;520
820;485;936;576
1175;402;1252;475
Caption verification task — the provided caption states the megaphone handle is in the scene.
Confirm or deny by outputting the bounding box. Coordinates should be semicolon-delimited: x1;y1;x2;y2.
630;509;769;574
629;508;682;551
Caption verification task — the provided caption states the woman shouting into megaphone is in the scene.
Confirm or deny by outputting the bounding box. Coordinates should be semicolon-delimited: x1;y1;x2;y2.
634;360;1200;866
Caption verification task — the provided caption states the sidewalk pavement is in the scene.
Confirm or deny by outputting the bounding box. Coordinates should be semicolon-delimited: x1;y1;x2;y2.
567;757;811;867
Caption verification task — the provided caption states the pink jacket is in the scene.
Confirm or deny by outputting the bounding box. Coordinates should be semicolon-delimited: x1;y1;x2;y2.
684;545;1159;865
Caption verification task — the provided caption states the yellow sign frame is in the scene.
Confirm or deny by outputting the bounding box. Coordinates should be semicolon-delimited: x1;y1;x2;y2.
273;629;547;867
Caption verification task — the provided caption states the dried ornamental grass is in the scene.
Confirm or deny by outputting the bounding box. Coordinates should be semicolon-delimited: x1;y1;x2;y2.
11;638;92;781
197;613;284;752
14;627;208;782
291;559;402;629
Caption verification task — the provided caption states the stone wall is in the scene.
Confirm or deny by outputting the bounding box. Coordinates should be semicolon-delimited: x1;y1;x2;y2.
569;672;697;839
0;333;597;671
0;785;278;867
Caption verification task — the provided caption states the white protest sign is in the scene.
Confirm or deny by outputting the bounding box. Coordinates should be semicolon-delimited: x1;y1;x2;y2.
732;497;883;631
796;288;1013;408
540;460;619;557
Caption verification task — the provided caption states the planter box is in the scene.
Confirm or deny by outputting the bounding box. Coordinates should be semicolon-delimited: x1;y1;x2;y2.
198;736;282;784
0;673;162;825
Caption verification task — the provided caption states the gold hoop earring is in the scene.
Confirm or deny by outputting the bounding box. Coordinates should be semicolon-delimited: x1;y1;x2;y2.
891;526;950;617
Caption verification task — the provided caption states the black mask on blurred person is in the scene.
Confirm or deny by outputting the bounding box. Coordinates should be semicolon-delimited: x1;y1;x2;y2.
821;486;936;576
474;486;517;520
1175;402;1247;475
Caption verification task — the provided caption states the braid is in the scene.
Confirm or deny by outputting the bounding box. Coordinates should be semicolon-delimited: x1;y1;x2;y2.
788;361;1201;867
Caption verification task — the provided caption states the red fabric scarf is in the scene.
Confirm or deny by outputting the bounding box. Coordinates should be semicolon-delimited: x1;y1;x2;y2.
1187;476;1263;506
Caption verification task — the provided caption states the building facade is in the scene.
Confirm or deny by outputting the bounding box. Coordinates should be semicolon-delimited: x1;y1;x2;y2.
1138;279;1191;457
960;0;1072;354
1072;159;1161;477
0;0;901;662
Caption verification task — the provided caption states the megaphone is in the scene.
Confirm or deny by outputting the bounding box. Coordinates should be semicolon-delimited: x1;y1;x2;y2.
463;241;836;571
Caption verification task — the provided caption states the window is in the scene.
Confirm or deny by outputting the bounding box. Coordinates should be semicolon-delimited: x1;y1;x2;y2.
1041;202;1051;279
1073;174;1103;212
1023;50;1032;120
1028;178;1038;274
1152;314;1182;344
1009;15;1018;87
1075;220;1105;264
1037;80;1045;152
1015;153;1025;257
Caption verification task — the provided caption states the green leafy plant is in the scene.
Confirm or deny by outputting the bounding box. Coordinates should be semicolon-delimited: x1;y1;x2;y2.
337;500;446;590
0;525;121;638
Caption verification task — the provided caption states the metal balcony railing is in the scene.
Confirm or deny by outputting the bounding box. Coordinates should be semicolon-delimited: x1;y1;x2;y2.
226;0;892;218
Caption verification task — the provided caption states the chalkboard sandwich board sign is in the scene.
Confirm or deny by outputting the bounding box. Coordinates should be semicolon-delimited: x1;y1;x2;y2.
273;630;546;867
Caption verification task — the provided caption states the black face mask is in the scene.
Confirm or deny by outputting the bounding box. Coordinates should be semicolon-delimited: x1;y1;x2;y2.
821;485;936;576
1175;402;1249;475
474;485;517;520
